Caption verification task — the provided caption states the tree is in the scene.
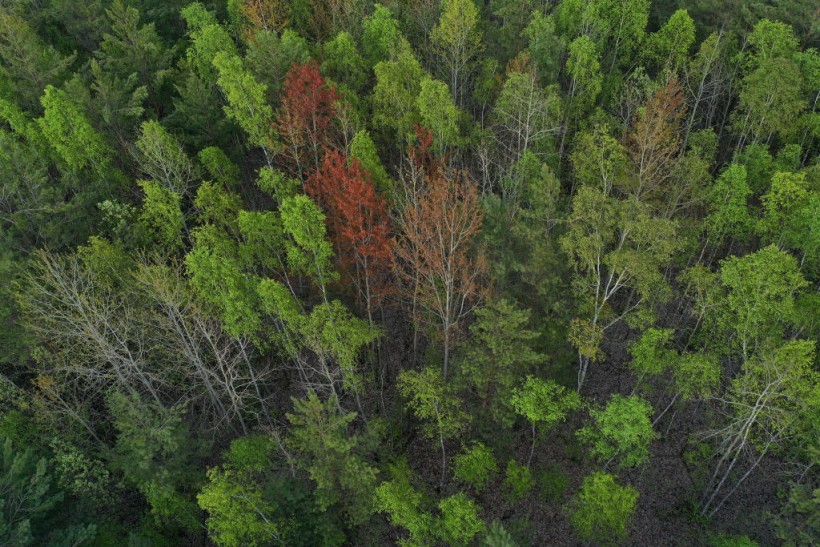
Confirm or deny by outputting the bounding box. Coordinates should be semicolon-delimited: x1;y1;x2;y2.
733;20;807;145
135;120;199;195
321;31;367;94
416;77;461;153
0;437;64;545
568;471;638;545
213;52;276;163
577;394;656;469
523;12;564;85
371;44;425;147
279;194;337;300
430;0;483;106
623;76;687;207
700;340;818;517
564;35;602;130
493;62;562;168
305;150;392;324
181;3;238;85
0;13;74;111
349;130;391;192
286;390;377;526
437;492;485;545
452;443;498;492
705;164;754;243
759;171;818;270
198;462;282;547
275;61;340;179
398;367;470;484
561;186;680;390
715;246;808;360
374;460;434;545
37;85;113;176
511;377;582;466
393;169;487;378
361;4;403;65
460;299;545;425
644;9;695;73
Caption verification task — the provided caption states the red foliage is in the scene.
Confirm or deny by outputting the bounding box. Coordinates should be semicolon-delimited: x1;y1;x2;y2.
306;149;393;318
275;61;340;179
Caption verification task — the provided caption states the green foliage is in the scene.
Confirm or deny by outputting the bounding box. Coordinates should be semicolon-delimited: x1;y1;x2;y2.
437;492;485;545
398;367;470;443
322;31;367;93
461;299;546;425
137;180;185;253
37;85;112;174
568;472;638;545
350;130;391;192
716;246;808;355
197;435;282;547
629;327;677;378
371;45;424;145
503;460;534;502
213;52;275;152
511;376;581;434
537;464;569;504
361;4;403;65
453;443;498;492
286;390;377;526
675;353;721;401
417;77;460;152
482;519;518;546
279;194;337;292
706;164;754;242
374;460;434;546
108;392;205;532
0;437;64;545
577;395;656;469
524;13;564;84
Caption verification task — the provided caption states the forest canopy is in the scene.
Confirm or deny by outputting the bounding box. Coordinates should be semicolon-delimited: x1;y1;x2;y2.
0;0;817;545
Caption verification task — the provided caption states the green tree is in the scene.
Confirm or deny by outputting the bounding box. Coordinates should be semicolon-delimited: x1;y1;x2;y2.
430;0;483;106
561;186;680;390
523;12;564;85
279;194;337;300
212;51;276;163
286;390;377;526
0;13;74;111
135;120;199;194
452;443;498;493
374;460;434;546
322;31;367;94
577;394;656;469
349;130;391;192
371;45;425;147
361;4;403;65
644;9;695;72
197;436;284;547
511;376;581;466
417;77;461;153
37;85;112;176
0;437;64;545
460;299;545;425
568;471;638;545
398;367;470;484
437;492;485;545
705;164;755;243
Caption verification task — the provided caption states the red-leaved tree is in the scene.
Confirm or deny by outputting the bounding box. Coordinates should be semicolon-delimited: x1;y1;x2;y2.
306;149;393;325
275;61;340;180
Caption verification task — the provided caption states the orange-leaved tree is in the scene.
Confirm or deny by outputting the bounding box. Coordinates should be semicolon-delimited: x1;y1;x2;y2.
306;149;393;325
393;166;487;379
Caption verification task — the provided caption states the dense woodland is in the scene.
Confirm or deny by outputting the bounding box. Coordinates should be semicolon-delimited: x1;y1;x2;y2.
0;0;818;545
